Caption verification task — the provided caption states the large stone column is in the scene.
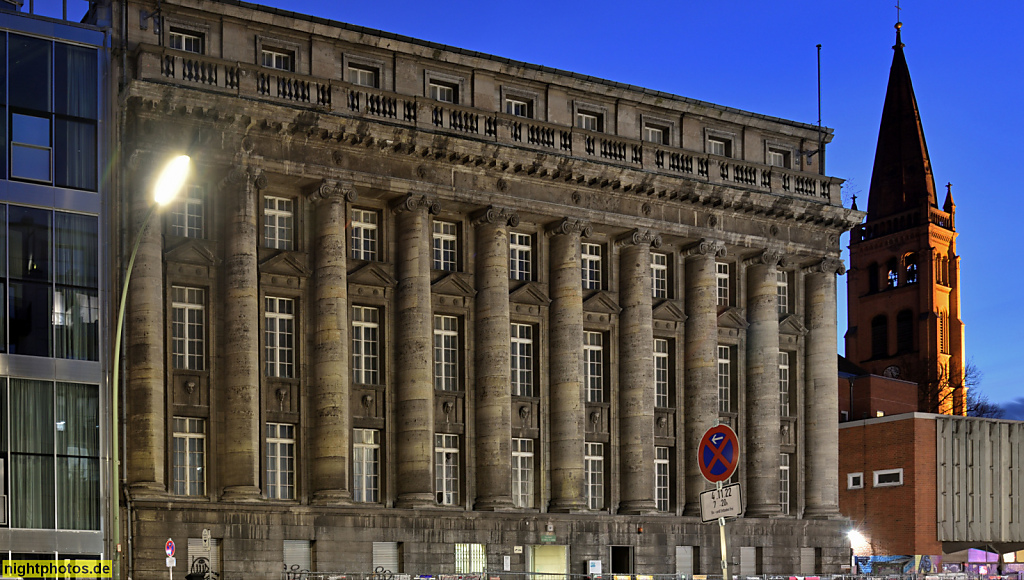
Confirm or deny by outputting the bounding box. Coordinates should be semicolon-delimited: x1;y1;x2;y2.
682;239;725;515
744;249;782;517
125;156;168;497
307;180;356;504
617;229;661;514
219;166;265;502
803;257;844;518
473;206;518;511
392;193;440;508
547;218;591;513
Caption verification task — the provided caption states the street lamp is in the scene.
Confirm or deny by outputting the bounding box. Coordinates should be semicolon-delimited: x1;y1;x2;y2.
111;155;191;580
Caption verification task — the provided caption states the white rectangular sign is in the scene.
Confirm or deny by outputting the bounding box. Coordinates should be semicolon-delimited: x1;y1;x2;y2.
699;483;743;522
166;557;176;568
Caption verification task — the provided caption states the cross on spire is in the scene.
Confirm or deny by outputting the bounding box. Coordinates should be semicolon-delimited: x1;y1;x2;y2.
896;0;901;24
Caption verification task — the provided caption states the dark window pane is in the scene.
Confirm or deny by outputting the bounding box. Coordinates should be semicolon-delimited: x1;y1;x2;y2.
54;119;96;190
54;287;98;360
11;113;52;183
11;454;55;528
10;281;52;356
57;456;100;529
55;44;97;119
9;206;52;282
0;106;5;178
54;212;98;288
10;35;51;112
0;32;6;105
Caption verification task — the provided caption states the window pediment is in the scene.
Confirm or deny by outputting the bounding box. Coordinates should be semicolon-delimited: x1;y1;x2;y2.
582;291;620;315
431;272;476;298
509;281;550;306
779;314;808;336
260;251;311;278
653;299;686;323
165;238;217;266
717;307;749;330
347;262;397;288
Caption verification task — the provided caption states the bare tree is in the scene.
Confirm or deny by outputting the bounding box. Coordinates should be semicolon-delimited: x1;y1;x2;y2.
913;360;981;415
965;386;1006;419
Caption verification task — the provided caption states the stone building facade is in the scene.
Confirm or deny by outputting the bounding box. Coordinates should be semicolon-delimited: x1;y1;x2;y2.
106;0;861;577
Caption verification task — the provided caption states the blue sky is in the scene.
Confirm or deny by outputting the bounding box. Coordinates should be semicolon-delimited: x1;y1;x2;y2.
40;1;1024;415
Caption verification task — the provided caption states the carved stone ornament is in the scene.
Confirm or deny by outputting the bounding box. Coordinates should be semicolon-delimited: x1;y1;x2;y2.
184;380;197;394
220;165;266;193
642;203;653;216
275;387;288;403
546;217;593;238
390;193;441;215
617;229;663;249
442;401;455;415
683;238;727;258
589;410;601;425
306;179;357;204
707;214;719;228
656;416;667;428
519;405;531;420
473;205;519;228
803;257;846;276
571;191;582;205
496;178;509;192
361;394;374;409
743;248;782;268
769;224;780;237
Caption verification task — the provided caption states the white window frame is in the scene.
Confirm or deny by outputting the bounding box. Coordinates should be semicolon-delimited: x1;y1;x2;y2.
169;28;203;54
511;323;534;397
261;47;293;71
644;124;666;144
264;196;294;250
576;111;600;131
655;446;670;512
347;64;379;88
432;220;458;271
778;351;790;417
581;243;602;290
585;442;604;510
651;252;668;299
429;81;457;103
505;97;532;118
265;296;295;379
172;417;206;496
873;468;904;487
353;428;381;503
847;472;864;490
266;422;296;500
455;544;486;574
512;438;535;509
718;345;731;414
654;338;670;408
509;232;532;281
435;433;460;505
777;270;789;315
716;262;730;306
584;331;604;403
434;315;459;391
169;184;205;239
172;286;205;371
352;306;380;385
767;148;789;168
707;136;732;158
350;208;379;261
779;453;790;515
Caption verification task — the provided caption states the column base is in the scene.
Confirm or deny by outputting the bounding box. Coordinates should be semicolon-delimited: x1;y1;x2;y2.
311;489;353;506
126;481;168;501
547;498;589;513
221;485;263;502
618;499;659;515
803;506;843;519
474;496;517;511
395;492;438;509
744;503;783;518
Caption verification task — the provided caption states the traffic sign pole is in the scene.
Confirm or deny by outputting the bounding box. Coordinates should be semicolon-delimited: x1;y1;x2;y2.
718;482;729;580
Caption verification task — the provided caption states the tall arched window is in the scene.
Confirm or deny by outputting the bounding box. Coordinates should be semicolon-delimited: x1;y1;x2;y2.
904;253;918;284
939;310;949;354
868;262;879;293
896;309;914;353
886;258;899;288
871;315;888;359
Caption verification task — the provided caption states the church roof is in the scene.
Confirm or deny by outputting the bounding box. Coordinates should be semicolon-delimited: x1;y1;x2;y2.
866;23;938;223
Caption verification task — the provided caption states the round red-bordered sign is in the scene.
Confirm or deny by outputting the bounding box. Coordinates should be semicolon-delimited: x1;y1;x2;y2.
698;424;740;483
165;538;175;558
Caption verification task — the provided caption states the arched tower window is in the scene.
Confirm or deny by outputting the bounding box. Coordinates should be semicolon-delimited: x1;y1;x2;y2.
871;315;888;359
896;309;914;353
904;253;918;284
939;310;949;354
886;258;899;288
868;262;879;293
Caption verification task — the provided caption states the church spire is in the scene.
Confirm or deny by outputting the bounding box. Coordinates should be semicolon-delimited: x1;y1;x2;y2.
865;22;938;223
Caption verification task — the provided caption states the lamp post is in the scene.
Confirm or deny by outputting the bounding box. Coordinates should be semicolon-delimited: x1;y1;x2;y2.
111;155;191;580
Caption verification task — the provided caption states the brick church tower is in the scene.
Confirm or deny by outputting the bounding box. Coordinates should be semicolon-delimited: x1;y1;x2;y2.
845;22;965;414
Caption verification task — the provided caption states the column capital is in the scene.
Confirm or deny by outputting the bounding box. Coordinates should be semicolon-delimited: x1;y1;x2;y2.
616;229;662;249
472;205;519;227
390;192;441;215
219;165;266;193
743;248;782;268
546;217;592;238
306;179;357;204
803;256;846;275
682;238;726;258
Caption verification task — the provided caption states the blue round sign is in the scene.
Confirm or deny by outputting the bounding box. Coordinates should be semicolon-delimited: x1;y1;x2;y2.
698;424;740;483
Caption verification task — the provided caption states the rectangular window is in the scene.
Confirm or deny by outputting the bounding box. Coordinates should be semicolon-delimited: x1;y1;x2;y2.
432;221;458;271
777;270;789;315
434;433;459;505
512;438;535;508
352;306;380;385
350;208;379;261
584;331;604;403
505;97;532;118
778;352;790;417
433;315;459;391
655;446;670;512
169;184;206;239
169;29;203;54
347;64;379;88
283;540;312;575
585;442;604;510
718;346;731;414
261;48;293;71
265;296;295;378
708;137;731;157
779;453;790;515
509;232;533;281
651;252;668;299
353;428;381;503
644;125;666;145
767;148;789;168
576;112;601;132
455;544;486;574
172;417;206;496
171;286;205;370
873;468;904;487
581;243;602;290
53;211;100;361
654;338;670;408
716;262;730;306
847;472;864;490
11;113;52;182
266;423;295;500
511;323;534;397
264;196;294;250
429;81;457;104
188;537;221;577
